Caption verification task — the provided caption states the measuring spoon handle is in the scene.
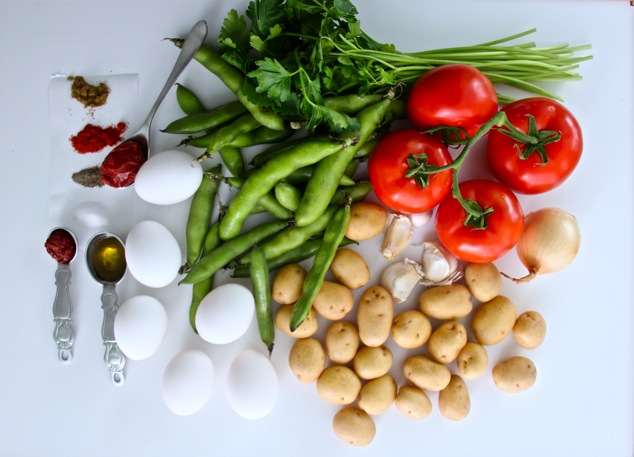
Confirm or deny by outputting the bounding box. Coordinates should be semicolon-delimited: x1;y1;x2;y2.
101;284;126;386
53;263;74;363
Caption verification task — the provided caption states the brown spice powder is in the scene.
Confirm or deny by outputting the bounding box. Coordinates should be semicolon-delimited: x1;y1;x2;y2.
68;76;110;108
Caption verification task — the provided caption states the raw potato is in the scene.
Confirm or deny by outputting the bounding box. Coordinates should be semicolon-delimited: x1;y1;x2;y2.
345;201;388;241
272;263;307;304
353;346;393;380
325;321;360;364
358;374;397;415
317;365;362;405
464;262;502;302
332;406;376;447
418;284;473;320
275;304;318;338
403;355;451;392
391;310;432;349
357;285;394;347
395;385;432;420
288;338;326;384
330;248;371;289
427;321;468;364
456;342;488;380
471;295;517;345
492;356;537;393
438;375;470;421
513;311;547;349
311;281;355;320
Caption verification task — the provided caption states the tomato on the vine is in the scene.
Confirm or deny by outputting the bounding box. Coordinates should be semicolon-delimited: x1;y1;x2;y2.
368;129;453;214
406;64;499;138
486;97;583;194
435;179;524;263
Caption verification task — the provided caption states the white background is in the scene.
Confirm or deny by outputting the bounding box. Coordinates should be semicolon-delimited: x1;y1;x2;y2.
0;0;633;456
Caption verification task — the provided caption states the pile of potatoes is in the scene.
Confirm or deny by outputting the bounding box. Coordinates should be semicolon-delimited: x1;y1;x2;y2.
272;203;546;447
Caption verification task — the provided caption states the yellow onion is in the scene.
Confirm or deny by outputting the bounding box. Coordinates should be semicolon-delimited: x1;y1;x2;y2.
505;208;581;283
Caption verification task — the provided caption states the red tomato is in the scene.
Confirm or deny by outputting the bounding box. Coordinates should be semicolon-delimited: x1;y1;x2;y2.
486;97;583;194
406;64;498;138
368;129;453;214
435;180;524;263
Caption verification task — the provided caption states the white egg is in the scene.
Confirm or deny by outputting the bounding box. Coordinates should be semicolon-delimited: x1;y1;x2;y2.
162;349;214;416
226;349;279;420
125;220;181;288
134;149;203;205
113;295;167;360
195;283;255;344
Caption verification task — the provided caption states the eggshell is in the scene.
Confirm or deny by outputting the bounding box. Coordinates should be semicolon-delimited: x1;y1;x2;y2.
114;295;167;360
162;349;214;416
226;349;279;420
195;283;255;344
125;220;181;288
134;149;203;205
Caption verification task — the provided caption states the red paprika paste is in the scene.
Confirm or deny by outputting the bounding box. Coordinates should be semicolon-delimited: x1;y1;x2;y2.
45;229;77;264
70;122;127;154
100;140;146;188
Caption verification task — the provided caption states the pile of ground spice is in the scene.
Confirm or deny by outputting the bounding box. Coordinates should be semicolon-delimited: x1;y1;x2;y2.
69;122;127;154
68;76;110;108
72;165;104;188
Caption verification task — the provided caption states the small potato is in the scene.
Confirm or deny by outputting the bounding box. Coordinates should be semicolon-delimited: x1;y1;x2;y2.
471;295;517;346
357;285;394;347
464;262;502;302
456;342;488;380
325;321;360;364
352;346;393;380
345;201;388;241
271;263;307;304
395;385;432;420
419;284;473;320
288;338;326;384
427;321;467;364
513;311;547;349
438;375;470;421
492;356;537;393
330;249;371;290
275;304;318;338
358;374;397;416
317;365;362;405
332;406;376;447
391;310;431;349
312;281;355;320
403;355;451;392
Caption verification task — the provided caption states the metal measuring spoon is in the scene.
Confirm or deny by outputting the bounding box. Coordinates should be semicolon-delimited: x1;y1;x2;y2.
86;232;127;386
45;227;77;364
101;20;208;188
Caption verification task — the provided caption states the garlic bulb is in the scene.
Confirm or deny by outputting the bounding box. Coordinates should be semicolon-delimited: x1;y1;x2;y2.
381;214;412;260
420;241;462;286
380;259;424;303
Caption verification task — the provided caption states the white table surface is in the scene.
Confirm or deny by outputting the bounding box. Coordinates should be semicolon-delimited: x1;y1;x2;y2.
1;0;633;456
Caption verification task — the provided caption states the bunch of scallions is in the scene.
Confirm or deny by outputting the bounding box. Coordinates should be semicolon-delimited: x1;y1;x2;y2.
218;0;592;132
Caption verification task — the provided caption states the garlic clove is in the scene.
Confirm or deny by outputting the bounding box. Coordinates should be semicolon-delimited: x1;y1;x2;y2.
420;241;462;286
381;214;412;260
380;259;424;303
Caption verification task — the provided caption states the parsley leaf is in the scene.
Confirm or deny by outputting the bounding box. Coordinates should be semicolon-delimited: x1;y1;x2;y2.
218;9;250;70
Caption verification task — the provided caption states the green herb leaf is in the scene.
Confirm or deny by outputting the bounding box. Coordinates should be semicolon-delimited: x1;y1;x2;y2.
249;58;294;103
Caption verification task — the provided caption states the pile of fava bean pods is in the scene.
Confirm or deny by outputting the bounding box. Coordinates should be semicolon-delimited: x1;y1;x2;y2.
164;43;408;350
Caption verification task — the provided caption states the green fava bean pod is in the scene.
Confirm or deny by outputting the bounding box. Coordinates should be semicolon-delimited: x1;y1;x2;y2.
219;146;244;177
274;182;302;212
196;114;262;162
181;220;288;285
219;136;357;241
289;203;351;331
163;100;248;134
249;244;275;356
176;83;206;115
189;221;221;333
294;93;394;227
229;126;293;149
185;167;221;266
226;176;292;220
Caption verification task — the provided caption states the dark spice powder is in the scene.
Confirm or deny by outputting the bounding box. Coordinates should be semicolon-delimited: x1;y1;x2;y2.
68;75;110;108
72;165;104;188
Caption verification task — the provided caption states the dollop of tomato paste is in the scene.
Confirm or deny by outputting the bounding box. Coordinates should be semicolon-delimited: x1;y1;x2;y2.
45;229;76;264
100;140;146;188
